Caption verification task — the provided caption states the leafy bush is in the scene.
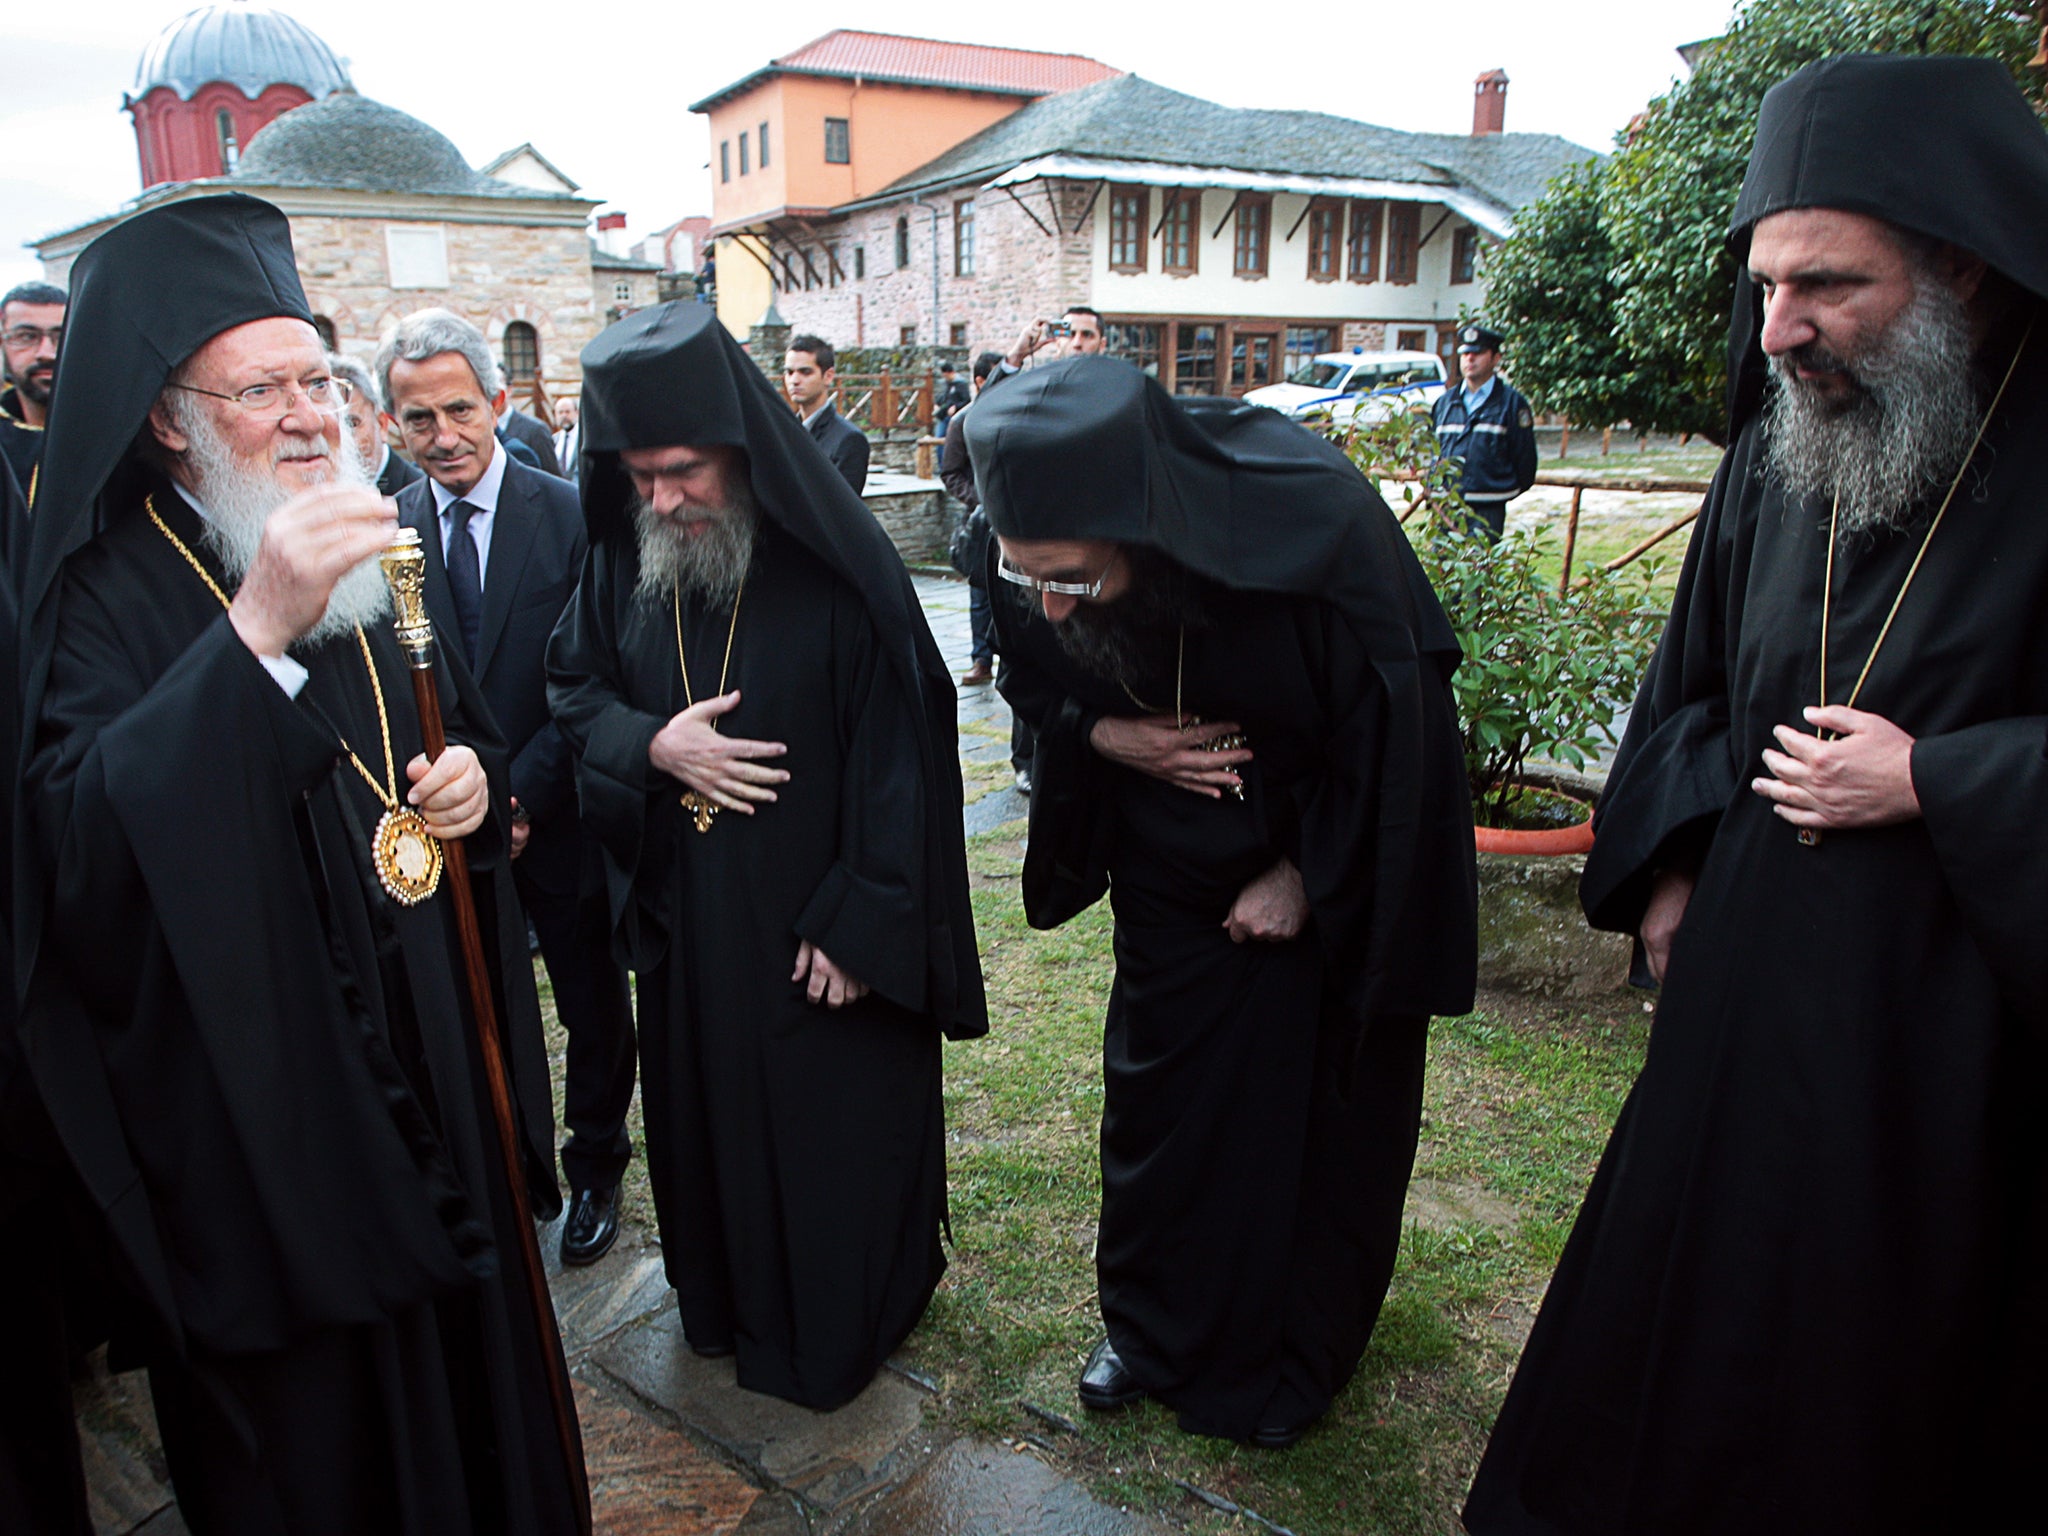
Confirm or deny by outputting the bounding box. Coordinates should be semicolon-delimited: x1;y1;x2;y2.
1339;414;1667;824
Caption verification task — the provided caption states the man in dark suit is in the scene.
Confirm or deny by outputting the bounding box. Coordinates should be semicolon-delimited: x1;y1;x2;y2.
378;308;637;1266
330;353;421;497
497;386;564;477
785;333;870;494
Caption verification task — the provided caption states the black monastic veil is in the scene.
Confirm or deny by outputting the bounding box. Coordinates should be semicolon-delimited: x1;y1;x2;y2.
1467;55;2048;1534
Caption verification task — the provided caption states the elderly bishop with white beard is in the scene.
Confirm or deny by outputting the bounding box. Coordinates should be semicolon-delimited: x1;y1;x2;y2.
1465;56;2048;1534
16;195;584;1534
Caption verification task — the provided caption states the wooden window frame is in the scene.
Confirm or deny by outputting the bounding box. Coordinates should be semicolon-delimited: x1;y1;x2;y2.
1108;185;1149;273
1162;191;1200;276
1450;225;1478;285
1386;203;1421;285
1347;200;1381;283
824;117;851;165
501;321;540;387
953;199;976;278
1232;195;1271;279
950;322;969;347
1306;199;1342;283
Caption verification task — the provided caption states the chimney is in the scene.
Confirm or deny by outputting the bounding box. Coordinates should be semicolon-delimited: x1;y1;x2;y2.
596;210;628;256
1472;69;1508;136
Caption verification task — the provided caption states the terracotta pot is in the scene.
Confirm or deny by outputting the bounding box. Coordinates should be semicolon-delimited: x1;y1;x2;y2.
1472;798;1595;856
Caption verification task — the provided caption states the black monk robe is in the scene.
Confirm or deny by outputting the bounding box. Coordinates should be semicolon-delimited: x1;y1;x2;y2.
995;577;1440;1442
1464;351;2048;1535
23;488;581;1535
549;521;951;1410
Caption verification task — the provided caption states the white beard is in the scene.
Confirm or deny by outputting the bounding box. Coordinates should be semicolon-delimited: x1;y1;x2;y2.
173;399;391;646
630;486;759;610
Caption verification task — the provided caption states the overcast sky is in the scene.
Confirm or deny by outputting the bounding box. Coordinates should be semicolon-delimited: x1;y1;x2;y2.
2;0;1740;291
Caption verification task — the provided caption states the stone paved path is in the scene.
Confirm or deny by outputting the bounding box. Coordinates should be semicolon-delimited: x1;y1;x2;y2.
73;572;1166;1535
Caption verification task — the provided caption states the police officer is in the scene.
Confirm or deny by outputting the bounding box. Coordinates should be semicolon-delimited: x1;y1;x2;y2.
1431;323;1538;539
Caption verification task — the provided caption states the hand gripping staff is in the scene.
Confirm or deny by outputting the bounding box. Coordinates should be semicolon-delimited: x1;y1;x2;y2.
380;529;593;1533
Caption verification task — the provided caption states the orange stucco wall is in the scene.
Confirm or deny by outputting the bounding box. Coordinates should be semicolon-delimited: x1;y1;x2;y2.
706;76;1028;227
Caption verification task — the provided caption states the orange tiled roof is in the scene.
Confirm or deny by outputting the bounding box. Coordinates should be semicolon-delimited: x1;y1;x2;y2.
774;30;1119;93
691;30;1120;111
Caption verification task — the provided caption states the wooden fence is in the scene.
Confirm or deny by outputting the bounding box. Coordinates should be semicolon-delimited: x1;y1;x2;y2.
1392;469;1713;592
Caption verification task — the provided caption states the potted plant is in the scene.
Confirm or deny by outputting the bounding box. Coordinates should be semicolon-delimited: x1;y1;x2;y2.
1335;413;1667;852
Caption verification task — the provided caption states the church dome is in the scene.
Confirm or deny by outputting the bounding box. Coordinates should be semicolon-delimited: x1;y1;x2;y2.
133;3;351;103
232;91;545;198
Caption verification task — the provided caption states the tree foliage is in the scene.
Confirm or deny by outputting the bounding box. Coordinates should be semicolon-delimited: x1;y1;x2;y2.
1491;0;2044;442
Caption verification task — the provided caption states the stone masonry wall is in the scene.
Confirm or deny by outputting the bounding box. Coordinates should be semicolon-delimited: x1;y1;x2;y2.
292;215;601;396
759;181;1096;362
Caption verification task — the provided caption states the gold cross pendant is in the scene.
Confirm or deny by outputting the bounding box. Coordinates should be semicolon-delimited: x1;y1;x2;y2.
681;791;719;834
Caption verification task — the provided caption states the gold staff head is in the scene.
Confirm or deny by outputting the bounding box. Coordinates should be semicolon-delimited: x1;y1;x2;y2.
380;527;435;669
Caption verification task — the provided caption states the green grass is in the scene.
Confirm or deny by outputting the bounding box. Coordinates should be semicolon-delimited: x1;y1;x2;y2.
904;826;1650;1535
538;826;1651;1533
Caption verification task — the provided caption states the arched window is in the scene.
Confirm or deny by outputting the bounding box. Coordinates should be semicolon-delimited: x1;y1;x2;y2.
312;315;338;351
501;321;539;389
215;108;239;172
894;216;911;269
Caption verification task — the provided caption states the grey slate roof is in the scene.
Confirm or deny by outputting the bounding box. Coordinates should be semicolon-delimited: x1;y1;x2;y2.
229;92;566;199
876;74;1595;211
132;3;351;103
590;240;663;271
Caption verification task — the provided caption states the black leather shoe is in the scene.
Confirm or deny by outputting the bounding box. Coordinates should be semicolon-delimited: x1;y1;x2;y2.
1247;1415;1319;1450
688;1336;735;1359
558;1184;619;1266
1077;1336;1145;1411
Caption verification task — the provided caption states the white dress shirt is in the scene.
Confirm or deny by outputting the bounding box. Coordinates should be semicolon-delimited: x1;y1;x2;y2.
429;441;506;593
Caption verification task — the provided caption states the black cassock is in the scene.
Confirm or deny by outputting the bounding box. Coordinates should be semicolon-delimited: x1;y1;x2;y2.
549;522;949;1410
23;487;581;1535
1464;358;2048;1532
998;581;1445;1441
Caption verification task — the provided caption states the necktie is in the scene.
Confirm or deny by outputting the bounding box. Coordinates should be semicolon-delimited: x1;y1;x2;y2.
446;499;483;666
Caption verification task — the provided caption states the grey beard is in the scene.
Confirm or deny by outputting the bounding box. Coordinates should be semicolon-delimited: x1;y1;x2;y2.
169;393;389;646
1762;276;1983;537
631;488;759;609
1048;551;1200;694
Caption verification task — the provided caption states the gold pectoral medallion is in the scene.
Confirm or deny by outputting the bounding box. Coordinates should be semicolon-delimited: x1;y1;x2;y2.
373;806;444;905
680;791;720;834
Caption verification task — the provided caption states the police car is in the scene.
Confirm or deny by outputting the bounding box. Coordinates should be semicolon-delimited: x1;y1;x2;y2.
1244;349;1447;427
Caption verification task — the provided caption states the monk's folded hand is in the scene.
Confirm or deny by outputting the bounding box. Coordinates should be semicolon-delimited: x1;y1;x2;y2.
648;689;790;813
1753;705;1920;830
792;939;869;1008
1090;712;1251;799
406;745;489;839
228;483;397;657
1224;859;1308;943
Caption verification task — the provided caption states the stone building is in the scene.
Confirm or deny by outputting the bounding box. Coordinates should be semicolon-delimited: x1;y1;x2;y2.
706;36;1596;393
38;4;608;405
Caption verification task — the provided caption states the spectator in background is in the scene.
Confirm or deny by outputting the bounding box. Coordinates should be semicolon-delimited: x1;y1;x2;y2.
497;377;563;477
1430;324;1537;539
553;396;582;485
945;353;1037;789
1003;304;1106;379
1;280;66;489
328;353;420;497
785;333;870;494
934;361;971;433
